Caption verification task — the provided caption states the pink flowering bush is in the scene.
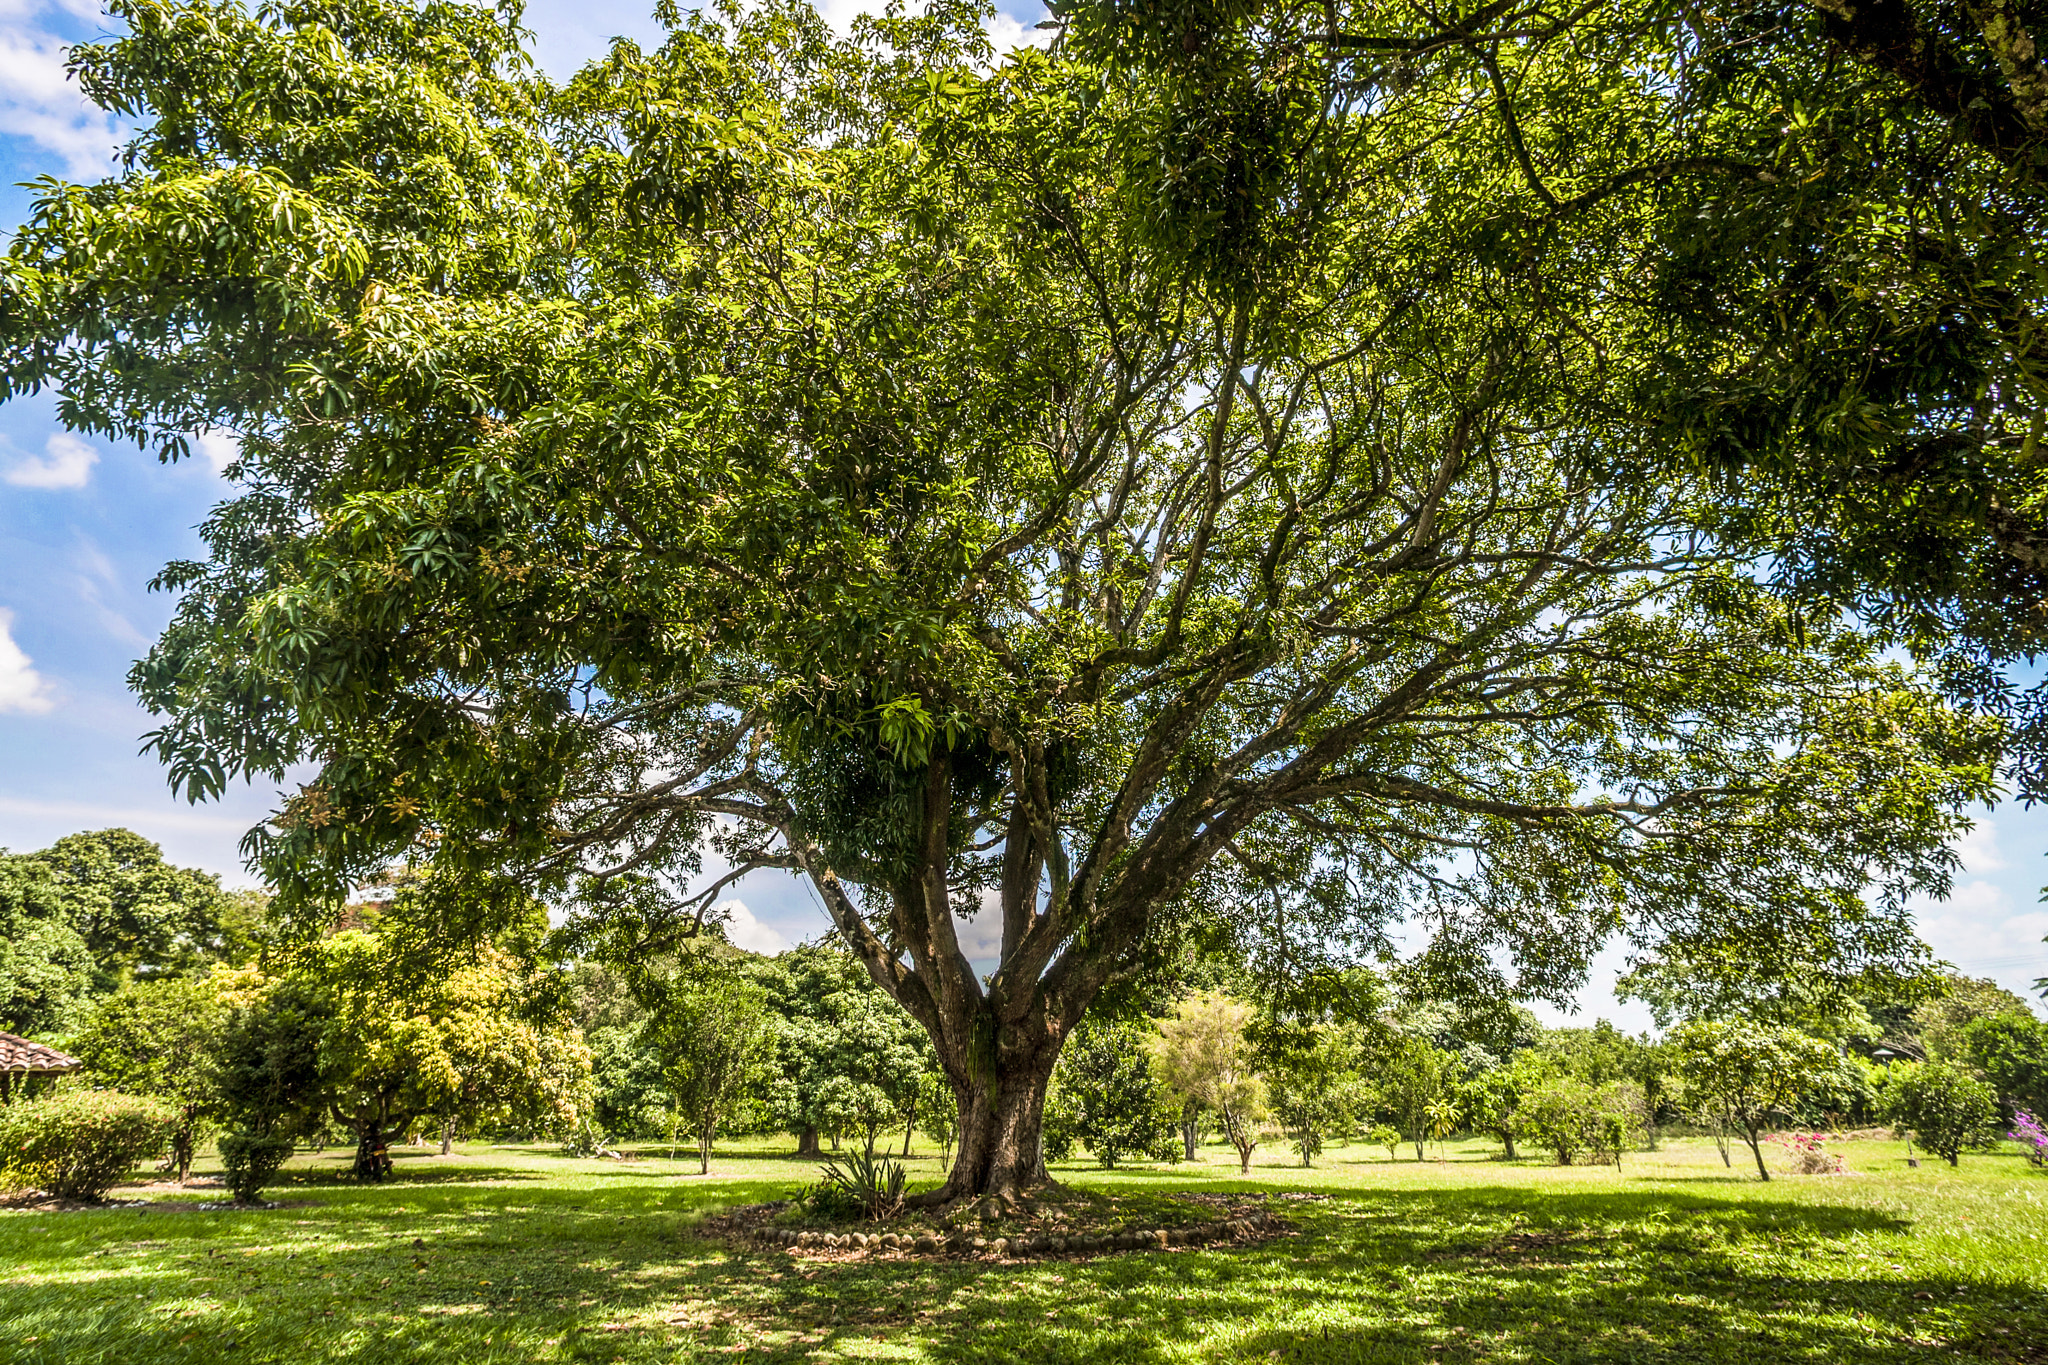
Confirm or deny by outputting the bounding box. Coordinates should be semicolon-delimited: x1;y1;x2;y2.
1774;1131;1845;1175
2010;1110;2048;1166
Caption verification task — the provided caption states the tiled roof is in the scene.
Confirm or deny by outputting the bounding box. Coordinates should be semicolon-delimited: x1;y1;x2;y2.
0;1033;80;1074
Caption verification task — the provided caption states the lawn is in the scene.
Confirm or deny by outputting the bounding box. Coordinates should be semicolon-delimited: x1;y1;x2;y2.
2;1133;2043;1365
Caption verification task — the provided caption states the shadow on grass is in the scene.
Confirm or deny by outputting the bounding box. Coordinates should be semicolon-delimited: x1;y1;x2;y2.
2;1178;2038;1365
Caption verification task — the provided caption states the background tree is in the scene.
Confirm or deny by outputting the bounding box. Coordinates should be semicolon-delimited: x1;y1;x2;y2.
1915;976;2042;1063
917;1071;959;1166
1260;1019;1362;1168
21;830;251;988
71;971;244;1181
227;926;588;1180
0;855;96;1036
1460;1054;1550;1161
0;0;1998;1204
1150;990;1266;1171
1379;1038;1457;1162
751;943;933;1157
1048;1017;1178;1169
1956;1013;2048;1129
640;958;776;1174
565;960;666;1138
1882;1061;2002;1167
1672;1020;1837;1181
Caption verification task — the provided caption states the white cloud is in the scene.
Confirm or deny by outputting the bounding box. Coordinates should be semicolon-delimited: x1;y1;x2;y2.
720;898;790;955
1953;817;2007;874
984;9;1052;54
3;431;98;489
189;428;241;478
0;609;56;714
0;1;123;180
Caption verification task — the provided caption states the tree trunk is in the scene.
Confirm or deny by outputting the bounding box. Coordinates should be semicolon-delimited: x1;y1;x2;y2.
797;1126;822;1158
903;1111;915;1157
172;1126;194;1184
1181;1101;1199;1162
440;1117;454;1156
1502;1131;1517;1161
353;1120;389;1181
1745;1129;1770;1182
699;1122;713;1175
925;1057;1057;1205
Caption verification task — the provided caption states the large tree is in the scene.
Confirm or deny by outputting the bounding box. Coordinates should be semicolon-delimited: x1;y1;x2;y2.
1059;0;2048;800
0;0;1998;1202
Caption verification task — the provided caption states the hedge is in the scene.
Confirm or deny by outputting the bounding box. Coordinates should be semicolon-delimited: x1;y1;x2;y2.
0;1089;180;1199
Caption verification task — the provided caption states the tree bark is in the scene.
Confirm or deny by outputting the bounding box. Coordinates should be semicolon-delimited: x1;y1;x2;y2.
699;1122;713;1175
796;1126;822;1158
353;1119;389;1181
440;1116;454;1155
1181;1101;1199;1162
925;1054;1058;1205
172;1125;194;1184
903;1111;915;1158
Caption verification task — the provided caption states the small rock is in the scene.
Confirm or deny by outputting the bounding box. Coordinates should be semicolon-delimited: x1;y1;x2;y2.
1148;1229;1168;1249
914;1234;938;1254
881;1233;902;1250
1049;1236;1068;1252
989;1237;1009;1256
970;1236;988;1250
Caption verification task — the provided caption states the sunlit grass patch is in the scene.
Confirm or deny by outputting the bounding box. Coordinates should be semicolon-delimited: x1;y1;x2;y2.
0;1134;2043;1364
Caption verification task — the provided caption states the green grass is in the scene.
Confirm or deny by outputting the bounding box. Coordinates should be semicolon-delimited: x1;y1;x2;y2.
3;1133;2045;1365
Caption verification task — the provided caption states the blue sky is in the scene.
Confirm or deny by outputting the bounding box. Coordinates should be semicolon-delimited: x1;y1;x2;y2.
0;0;2042;1028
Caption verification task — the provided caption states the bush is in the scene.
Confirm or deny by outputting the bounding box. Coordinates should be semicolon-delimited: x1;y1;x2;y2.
1882;1062;1999;1166
813;1149;906;1220
217;1132;295;1204
0;1090;179;1199
1774;1131;1846;1175
1521;1076;1646;1166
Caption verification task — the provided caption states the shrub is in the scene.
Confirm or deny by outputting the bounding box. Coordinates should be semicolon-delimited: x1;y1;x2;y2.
1368;1123;1403;1160
1521;1076;1646;1166
1774;1131;1846;1175
217;1132;295;1204
1881;1062;2000;1166
814;1149;906;1221
2009;1109;2048;1166
0;1090;179;1199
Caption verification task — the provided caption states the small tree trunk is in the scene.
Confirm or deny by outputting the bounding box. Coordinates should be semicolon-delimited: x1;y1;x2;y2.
1182;1101;1199;1162
441;1117;455;1155
699;1122;713;1175
1746;1128;1770;1182
903;1112;915;1158
1502;1131;1517;1161
352;1120;388;1181
172;1127;194;1184
797;1127;822;1158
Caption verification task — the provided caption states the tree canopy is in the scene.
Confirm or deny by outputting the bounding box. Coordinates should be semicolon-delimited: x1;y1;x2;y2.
0;0;2003;1198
